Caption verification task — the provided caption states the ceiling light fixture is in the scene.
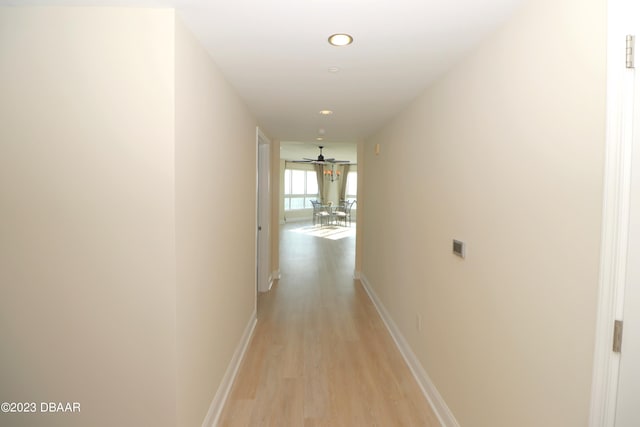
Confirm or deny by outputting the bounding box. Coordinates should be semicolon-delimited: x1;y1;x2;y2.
328;66;340;73
324;165;341;182
319;110;333;116
328;33;353;47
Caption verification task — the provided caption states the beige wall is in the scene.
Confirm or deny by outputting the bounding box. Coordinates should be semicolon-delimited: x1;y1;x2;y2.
0;7;260;427
361;0;606;425
0;8;177;427
174;15;258;426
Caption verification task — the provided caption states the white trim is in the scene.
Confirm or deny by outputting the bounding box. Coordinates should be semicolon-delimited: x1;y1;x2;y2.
255;128;260;310
262;276;273;293
256;127;272;294
265;269;280;292
590;1;635;425
359;274;460;427
201;310;257;427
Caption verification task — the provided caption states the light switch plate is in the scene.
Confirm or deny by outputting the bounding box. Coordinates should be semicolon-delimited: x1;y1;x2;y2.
453;239;466;258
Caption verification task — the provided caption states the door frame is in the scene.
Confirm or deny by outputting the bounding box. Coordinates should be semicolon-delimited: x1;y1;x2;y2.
590;0;636;424
256;127;272;296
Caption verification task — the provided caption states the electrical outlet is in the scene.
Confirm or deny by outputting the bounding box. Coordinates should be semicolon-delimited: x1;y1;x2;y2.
416;314;422;332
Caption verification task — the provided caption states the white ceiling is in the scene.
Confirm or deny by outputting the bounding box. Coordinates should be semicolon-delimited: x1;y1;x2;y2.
179;0;525;145
1;0;525;159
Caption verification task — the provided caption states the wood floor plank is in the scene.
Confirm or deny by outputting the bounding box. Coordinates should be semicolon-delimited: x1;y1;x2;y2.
218;222;440;426
219;399;254;427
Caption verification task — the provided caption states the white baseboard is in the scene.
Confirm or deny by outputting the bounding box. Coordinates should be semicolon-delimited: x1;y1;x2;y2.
359;274;460;427
202;310;257;427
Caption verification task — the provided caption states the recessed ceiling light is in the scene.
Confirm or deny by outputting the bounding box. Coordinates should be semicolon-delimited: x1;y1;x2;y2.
317;137;324;141
328;33;353;47
328;66;340;73
319;110;333;116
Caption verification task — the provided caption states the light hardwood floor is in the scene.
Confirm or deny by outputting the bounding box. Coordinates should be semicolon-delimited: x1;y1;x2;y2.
218;222;441;427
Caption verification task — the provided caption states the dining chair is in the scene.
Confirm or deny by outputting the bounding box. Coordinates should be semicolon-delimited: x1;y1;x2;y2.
333;200;355;227
311;200;331;226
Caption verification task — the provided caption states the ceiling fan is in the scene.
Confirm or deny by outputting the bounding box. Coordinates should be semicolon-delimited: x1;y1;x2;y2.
291;146;351;165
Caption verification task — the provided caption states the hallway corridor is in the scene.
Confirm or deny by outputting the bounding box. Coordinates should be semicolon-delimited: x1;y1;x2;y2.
218;222;440;426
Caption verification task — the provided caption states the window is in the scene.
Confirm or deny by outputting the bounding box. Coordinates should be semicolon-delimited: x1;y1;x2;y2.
284;168;318;210
345;171;357;203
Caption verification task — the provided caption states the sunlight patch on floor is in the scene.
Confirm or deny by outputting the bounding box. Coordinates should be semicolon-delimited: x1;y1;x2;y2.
289;224;355;240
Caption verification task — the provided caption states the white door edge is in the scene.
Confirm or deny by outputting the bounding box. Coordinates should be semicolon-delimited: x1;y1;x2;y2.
590;1;636;425
256;127;271;296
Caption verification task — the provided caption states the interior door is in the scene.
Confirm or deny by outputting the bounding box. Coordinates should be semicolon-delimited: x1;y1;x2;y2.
615;31;640;427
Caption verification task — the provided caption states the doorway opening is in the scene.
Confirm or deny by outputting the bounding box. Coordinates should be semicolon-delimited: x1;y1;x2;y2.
278;141;358;282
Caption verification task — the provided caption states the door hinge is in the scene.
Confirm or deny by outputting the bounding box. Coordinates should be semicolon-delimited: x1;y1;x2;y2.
613;320;624;353
626;35;635;69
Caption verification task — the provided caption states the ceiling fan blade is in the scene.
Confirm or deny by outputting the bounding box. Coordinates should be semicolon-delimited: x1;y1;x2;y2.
291;146;349;165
